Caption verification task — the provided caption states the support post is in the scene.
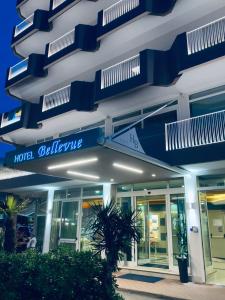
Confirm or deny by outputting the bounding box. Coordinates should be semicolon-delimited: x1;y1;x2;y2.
43;189;55;253
184;174;205;283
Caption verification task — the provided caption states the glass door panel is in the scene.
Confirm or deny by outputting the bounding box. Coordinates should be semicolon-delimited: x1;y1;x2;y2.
80;198;103;251
137;195;168;269
50;201;62;250
60;201;79;246
170;194;187;266
199;192;213;277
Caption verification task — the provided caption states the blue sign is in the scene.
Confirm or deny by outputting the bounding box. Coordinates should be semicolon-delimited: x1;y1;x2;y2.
5;128;102;166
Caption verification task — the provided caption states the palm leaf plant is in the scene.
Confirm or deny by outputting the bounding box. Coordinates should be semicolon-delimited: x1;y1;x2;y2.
89;200;140;298
0;195;29;253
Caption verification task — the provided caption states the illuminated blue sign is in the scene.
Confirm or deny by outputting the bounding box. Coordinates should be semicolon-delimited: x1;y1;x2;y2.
14;138;83;163
5;128;102;166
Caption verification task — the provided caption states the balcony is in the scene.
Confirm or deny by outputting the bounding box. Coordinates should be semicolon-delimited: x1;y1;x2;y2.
39;81;96;121
6;54;47;90
0;104;38;135
16;0;51;19
12;10;51;46
42;85;70;111
45;25;99;67
95;49;177;101
165;110;225;151
186;16;225;55
14;14;34;37
1;108;22;128
8;58;29;80
97;0;177;38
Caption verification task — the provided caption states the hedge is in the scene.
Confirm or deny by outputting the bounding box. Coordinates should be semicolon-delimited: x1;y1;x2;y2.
0;247;123;300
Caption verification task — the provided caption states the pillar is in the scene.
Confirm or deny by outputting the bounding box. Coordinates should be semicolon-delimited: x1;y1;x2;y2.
184;174;205;283
42;189;55;253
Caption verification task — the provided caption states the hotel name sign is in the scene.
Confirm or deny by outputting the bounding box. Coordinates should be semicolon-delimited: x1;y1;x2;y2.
5;128;101;166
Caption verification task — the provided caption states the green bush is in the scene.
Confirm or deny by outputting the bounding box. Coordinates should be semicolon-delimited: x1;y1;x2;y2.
0;247;123;300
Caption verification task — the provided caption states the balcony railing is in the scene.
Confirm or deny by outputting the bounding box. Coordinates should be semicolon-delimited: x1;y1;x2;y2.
103;0;140;26
165;110;225;151
42;85;70;112
14;14;34;37
1;108;22;128
8;58;29;80
186;16;225;55
101;54;140;89
48;29;75;57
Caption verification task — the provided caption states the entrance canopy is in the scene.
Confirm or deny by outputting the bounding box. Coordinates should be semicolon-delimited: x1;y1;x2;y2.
4;127;185;184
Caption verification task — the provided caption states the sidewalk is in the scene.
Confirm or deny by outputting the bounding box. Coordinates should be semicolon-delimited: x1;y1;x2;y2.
117;271;225;300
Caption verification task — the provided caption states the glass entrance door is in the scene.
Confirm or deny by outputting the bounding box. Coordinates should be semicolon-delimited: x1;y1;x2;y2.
136;195;169;269
59;200;80;249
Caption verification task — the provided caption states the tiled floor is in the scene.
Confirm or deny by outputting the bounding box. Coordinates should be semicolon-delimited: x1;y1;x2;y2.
117;269;225;300
207;258;225;285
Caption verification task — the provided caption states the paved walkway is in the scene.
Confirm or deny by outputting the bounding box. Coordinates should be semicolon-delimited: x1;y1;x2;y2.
117;271;225;300
121;290;165;300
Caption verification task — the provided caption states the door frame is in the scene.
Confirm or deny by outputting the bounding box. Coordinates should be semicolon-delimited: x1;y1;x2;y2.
116;187;185;273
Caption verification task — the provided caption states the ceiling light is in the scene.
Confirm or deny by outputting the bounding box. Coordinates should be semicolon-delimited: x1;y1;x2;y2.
67;170;99;180
110;178;114;182
152;174;156;177
48;157;98;170
113;163;143;174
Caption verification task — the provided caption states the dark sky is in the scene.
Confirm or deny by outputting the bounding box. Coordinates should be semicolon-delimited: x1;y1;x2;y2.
0;0;21;158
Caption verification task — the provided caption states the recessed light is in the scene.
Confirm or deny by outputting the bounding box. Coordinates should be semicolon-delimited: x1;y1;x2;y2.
113;163;143;174
67;170;100;180
152;174;156;177
110;178;114;182
48;157;98;170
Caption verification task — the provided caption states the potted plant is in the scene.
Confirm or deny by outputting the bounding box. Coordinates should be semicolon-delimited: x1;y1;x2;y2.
176;209;189;283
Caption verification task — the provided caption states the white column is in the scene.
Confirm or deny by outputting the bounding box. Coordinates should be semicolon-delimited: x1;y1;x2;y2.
177;93;190;120
43;189;55;253
103;183;113;206
184;175;205;283
105;116;113;137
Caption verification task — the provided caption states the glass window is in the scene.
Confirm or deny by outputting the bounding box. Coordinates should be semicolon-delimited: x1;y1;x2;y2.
190;93;225;117
54;190;66;200
67;188;81;199
198;175;225;188
83;186;103;197
133;181;167;191
117;197;132;212
117;184;132;193
168;178;184;188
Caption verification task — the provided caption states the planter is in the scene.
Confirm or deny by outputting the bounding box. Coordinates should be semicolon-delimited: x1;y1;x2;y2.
177;257;188;283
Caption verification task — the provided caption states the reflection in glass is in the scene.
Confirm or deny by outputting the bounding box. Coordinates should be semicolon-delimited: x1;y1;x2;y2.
50;201;62;250
61;202;79;239
170;194;187;265
80;198;103;251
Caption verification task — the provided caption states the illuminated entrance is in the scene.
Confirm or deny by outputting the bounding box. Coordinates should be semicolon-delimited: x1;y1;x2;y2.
116;179;187;272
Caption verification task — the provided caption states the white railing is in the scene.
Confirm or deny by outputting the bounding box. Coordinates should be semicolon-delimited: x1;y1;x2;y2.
1;108;22;128
48;29;75;57
165;110;225;151
8;58;29;80
14;14;34;37
42;85;70;112
187;16;225;55
103;0;140;26
52;0;66;9
101;54;140;89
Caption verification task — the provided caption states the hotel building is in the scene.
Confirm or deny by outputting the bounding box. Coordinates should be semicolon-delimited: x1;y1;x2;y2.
1;0;225;285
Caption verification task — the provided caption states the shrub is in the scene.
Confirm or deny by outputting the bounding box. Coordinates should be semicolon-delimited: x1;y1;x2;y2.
0;246;123;300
